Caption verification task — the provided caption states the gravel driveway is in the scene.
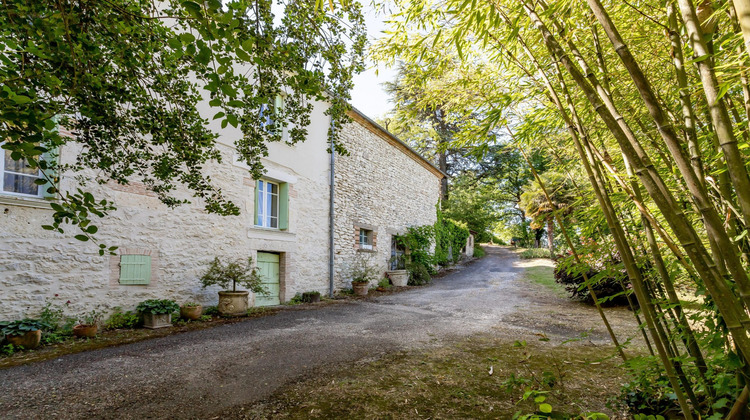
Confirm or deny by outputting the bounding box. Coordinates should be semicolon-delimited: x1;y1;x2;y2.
0;246;637;419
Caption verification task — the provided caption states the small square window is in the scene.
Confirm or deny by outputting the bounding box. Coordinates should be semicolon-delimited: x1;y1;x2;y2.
359;228;373;250
119;255;152;285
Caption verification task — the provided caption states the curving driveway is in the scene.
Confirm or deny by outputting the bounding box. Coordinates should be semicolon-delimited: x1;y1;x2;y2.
0;246;635;419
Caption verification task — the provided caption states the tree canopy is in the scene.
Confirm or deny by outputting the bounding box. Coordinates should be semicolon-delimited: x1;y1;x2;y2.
1;0;365;249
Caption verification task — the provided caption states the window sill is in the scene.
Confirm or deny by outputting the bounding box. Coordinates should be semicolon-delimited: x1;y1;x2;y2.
356;248;377;253
0;194;55;209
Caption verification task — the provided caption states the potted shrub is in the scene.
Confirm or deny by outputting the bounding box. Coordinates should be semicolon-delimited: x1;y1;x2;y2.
136;299;179;329
73;308;103;338
0;319;50;349
387;255;409;287
200;257;266;317
301;291;321;303
180;302;203;321
350;255;379;297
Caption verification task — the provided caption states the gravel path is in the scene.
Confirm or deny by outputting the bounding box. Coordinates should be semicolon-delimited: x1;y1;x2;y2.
0;246;637;419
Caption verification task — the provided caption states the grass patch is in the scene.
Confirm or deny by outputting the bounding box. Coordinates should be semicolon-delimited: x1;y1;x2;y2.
473;246;486;258
232;335;626;419
523;265;559;290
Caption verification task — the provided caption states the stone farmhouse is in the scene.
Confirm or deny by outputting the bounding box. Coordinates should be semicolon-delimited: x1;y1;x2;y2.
0;99;444;319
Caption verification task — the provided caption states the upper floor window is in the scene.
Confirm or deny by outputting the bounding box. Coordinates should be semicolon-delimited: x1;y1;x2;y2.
254;179;289;230
260;94;285;136
1;148;43;197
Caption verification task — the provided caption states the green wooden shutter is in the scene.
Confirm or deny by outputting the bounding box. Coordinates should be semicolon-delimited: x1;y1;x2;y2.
279;182;289;230
119;255;152;285
254;180;260;226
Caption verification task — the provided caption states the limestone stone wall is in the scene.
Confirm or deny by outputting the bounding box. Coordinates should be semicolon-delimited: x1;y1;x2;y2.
0;139;331;320
333;112;443;288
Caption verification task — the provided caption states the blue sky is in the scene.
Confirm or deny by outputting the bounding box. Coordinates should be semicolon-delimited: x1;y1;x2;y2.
349;5;396;121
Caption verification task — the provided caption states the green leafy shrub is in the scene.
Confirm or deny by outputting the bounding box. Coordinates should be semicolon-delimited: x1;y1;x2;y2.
407;262;431;286
350;254;380;284
104;307;141;329
473;246;486;258
0;319;51;337
1;343;16;356
200;257;266;293
554;254;631;306
39;300;75;334
616;356;679;416
136;299;179;315
301;291;321;302
288;293;305;305
203;306;219;316
199;315;212;322
378;277;392;289
518;248;552;259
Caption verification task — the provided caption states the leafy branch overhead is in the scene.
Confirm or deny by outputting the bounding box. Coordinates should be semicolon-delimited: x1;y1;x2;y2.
0;0;366;249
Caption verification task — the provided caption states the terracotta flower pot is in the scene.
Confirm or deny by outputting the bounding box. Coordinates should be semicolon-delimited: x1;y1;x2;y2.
180;305;203;321
6;330;42;349
387;270;409;287
73;324;98;338
218;291;249;316
352;282;369;296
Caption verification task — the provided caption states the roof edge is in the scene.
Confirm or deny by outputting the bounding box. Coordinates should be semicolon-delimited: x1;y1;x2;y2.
346;107;447;179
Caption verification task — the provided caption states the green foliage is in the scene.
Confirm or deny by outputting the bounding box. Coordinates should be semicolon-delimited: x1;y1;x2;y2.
301;291;321;302
616;356;679;416
199;315;212;322
434;206;470;265
350;254;381;284
518;248;552;259
39;300;76;334
396;225;435;269
378;277;392;289
181;302;200;308
407;262;432;286
203;306;219;316
2;0;366;244
288;293;305;305
1;343;17;356
104;307;141;329
136;299;179;315
473;246;486;258
0;319;51;336
200;257;266;293
77;308;104;326
554;253;631;306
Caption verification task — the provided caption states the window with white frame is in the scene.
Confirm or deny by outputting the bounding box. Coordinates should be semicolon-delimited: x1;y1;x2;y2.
1;148;44;197
256;180;279;228
359;228;373;250
260;95;285;135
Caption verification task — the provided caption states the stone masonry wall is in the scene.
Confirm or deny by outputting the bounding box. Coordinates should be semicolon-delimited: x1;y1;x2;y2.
0;141;330;320
333;115;443;288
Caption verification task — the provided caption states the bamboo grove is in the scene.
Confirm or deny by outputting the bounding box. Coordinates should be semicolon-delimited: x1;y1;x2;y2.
374;0;750;416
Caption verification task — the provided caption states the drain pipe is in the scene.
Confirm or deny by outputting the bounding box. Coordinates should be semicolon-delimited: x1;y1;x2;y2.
328;114;336;298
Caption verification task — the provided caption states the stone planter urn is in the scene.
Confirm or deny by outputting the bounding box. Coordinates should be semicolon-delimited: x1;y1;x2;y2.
73;324;98;338
180;304;203;321
218;291;249;316
6;330;42;349
143;313;172;329
387;270;409;287
352;281;369;296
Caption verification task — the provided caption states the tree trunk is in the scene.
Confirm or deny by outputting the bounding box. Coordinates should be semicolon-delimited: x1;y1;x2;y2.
546;218;554;255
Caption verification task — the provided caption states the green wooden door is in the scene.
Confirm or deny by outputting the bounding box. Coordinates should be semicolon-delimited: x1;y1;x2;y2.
256;252;280;306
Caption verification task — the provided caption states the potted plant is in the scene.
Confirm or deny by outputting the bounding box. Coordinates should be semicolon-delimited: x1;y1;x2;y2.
350;255;379;296
0;319;50;349
200;257;266;317
387;255;409;287
180;302;203;321
136;299;179;329
301;291;321;303
73;308;103;338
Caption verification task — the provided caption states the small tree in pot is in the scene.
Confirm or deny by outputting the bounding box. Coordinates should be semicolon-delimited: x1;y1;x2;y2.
350;254;380;296
136;299;179;329
200;257;266;316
